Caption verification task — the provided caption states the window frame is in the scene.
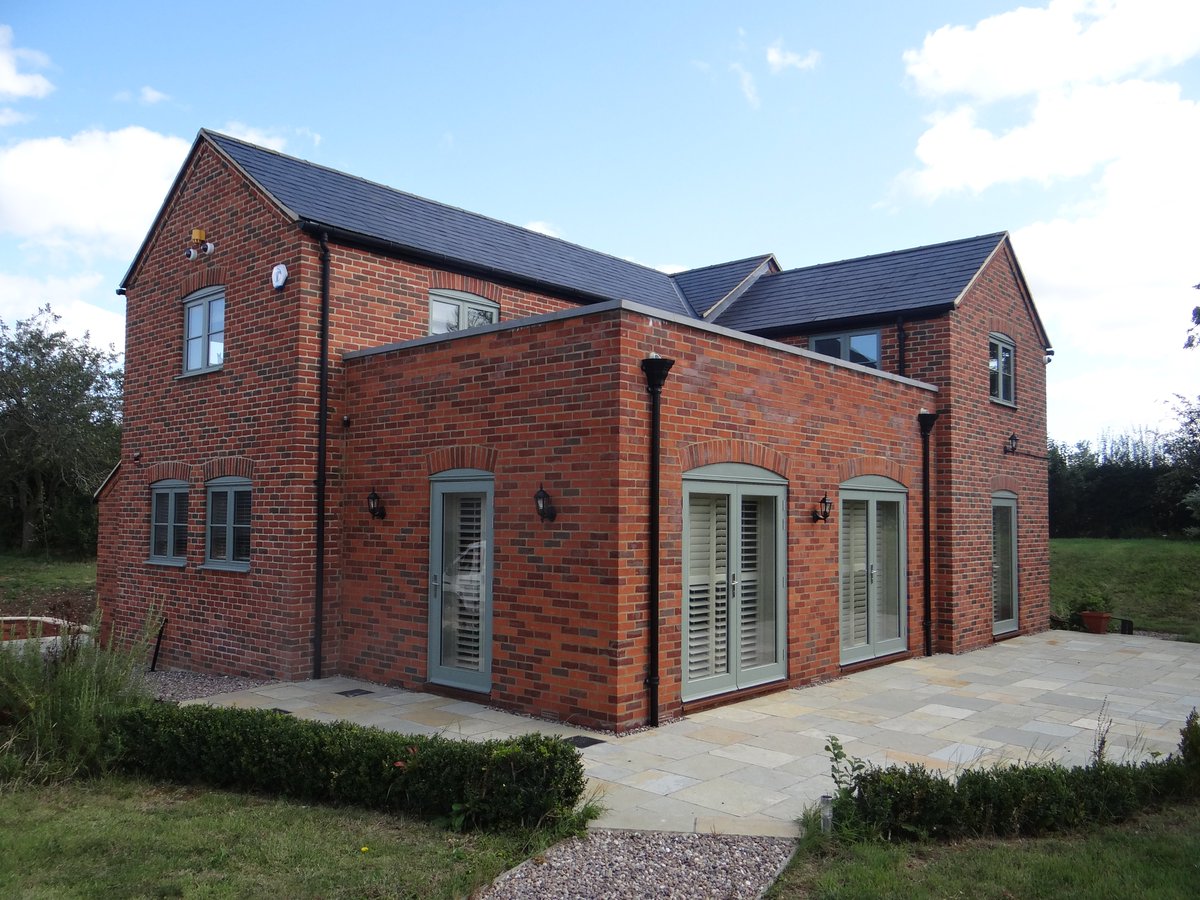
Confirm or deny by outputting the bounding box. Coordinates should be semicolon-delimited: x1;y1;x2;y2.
428;289;499;336
989;333;1016;406
182;286;225;375
149;479;189;566
808;328;881;369
204;476;251;571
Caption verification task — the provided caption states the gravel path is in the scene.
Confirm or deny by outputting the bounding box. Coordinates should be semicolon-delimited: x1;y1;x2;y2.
139;669;272;702
479;831;796;900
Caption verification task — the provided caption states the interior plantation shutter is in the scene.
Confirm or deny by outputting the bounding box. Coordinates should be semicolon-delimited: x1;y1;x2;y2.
687;494;729;681
841;499;869;649
446;494;484;670
739;497;762;668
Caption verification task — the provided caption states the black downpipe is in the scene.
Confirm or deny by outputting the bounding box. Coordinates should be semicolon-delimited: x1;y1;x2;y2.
896;317;907;378
917;410;939;656
314;233;332;679
640;356;674;727
149;617;168;672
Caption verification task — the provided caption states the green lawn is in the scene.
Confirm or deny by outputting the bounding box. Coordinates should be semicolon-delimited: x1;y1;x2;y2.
769;801;1200;899
0;552;97;619
0;778;547;900
1050;538;1200;641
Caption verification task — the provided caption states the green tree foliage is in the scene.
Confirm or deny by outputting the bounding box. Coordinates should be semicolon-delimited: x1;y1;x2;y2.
0;307;122;554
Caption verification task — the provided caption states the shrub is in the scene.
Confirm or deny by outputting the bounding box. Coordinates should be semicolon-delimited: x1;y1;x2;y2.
0;617;151;783
824;710;1200;842
113;703;586;830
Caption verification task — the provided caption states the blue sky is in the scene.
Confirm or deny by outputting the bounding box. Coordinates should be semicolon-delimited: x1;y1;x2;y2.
1;1;1198;445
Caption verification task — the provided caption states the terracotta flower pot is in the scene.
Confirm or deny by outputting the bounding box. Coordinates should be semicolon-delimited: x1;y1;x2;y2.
1079;610;1112;634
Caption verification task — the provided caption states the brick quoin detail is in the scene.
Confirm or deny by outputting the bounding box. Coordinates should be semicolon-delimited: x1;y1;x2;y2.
678;440;789;476
837;456;910;486
991;474;1021;495
201;456;255;481
426;445;498;475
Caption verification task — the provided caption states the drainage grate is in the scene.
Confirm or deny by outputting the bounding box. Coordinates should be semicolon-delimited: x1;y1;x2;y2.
565;735;605;749
336;688;375;697
270;708;292;715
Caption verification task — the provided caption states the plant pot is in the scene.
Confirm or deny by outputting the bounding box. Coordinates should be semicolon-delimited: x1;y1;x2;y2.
1079;610;1112;634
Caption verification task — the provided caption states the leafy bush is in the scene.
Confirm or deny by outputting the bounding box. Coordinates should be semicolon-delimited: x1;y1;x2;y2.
113;703;586;830
824;710;1200;842
0;618;151;783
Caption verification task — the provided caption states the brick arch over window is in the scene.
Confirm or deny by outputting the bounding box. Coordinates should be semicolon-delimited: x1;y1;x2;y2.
427;445;497;475
200;456;255;482
677;440;789;478
146;461;191;485
836;456;909;486
178;266;227;298
991;474;1021;495
428;272;503;303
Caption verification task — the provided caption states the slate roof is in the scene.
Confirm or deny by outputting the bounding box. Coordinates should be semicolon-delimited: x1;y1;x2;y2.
714;233;1008;333
669;255;776;318
202;131;692;316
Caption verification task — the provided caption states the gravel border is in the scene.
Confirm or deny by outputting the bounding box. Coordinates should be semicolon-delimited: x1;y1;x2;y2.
138;669;272;703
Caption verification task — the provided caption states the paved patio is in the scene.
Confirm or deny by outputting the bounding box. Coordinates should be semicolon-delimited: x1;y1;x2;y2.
195;631;1200;837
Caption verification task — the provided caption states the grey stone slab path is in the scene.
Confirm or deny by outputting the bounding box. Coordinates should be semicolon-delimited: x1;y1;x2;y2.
195;631;1200;837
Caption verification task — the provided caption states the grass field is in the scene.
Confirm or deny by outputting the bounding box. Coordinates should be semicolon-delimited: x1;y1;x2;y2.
0;552;96;619
1050;538;1200;641
768;801;1200;899
0;778;550;900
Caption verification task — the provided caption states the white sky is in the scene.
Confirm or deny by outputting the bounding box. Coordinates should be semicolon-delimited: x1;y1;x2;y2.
1;1;1197;445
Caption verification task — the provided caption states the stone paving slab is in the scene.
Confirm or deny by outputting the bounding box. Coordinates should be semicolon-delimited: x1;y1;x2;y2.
200;631;1200;837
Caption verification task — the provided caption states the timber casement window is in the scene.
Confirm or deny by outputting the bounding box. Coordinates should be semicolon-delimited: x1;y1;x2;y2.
205;477;250;570
182;286;225;374
429;289;498;335
149;480;188;565
989;333;1015;405
809;329;880;369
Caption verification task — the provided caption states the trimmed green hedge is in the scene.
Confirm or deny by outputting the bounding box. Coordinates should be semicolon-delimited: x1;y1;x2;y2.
113;703;586;830
830;709;1200;841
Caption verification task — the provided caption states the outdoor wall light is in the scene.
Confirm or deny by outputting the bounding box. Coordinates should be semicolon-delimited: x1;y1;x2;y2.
534;484;557;522
367;489;386;520
1004;433;1019;455
812;493;833;523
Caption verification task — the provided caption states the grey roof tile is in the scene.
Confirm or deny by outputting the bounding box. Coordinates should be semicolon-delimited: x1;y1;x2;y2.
670;255;775;317
715;233;1007;332
205;131;692;316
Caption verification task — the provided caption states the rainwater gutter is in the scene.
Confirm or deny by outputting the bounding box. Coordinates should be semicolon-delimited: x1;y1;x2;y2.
640;355;674;727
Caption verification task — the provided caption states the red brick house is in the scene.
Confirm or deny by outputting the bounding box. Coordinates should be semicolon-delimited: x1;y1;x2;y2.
98;130;1051;732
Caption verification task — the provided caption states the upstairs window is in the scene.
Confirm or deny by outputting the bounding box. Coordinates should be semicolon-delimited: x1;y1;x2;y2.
149;480;188;565
429;289;498;335
206;477;251;570
183;286;225;374
989;334;1015;405
809;329;880;369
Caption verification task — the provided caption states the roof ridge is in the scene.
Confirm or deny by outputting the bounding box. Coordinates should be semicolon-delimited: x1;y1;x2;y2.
778;232;1008;276
670;253;778;278
201;129;677;286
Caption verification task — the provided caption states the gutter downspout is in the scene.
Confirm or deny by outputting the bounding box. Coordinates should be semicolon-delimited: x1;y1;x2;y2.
917;410;939;656
896;317;907;378
640;355;674;727
314;233;332;679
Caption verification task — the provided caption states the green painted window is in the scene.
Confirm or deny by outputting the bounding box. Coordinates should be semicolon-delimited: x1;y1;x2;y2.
205;477;250;570
150;480;188;565
429;290;499;335
989;334;1015;404
183;286;225;374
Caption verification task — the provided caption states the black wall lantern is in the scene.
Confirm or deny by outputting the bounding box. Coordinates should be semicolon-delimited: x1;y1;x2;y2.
1003;433;1019;455
534;484;557;522
367;489;386;519
812;493;833;523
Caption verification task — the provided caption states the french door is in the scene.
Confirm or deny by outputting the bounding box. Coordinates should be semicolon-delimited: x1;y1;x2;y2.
840;484;907;664
682;468;786;701
992;495;1018;635
429;473;493;692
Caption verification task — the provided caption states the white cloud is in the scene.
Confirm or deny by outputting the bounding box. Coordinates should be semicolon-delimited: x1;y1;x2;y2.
656;263;687;275
0;25;53;100
766;40;820;73
524;220;561;238
0;127;190;259
730;63;760;108
220;121;287;151
905;0;1200;102
0;271;124;356
139;85;168;104
295;126;322;147
0;107;26;126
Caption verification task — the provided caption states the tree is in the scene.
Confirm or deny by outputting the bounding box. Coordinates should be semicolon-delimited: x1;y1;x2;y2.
1186;303;1200;349
0;306;122;553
